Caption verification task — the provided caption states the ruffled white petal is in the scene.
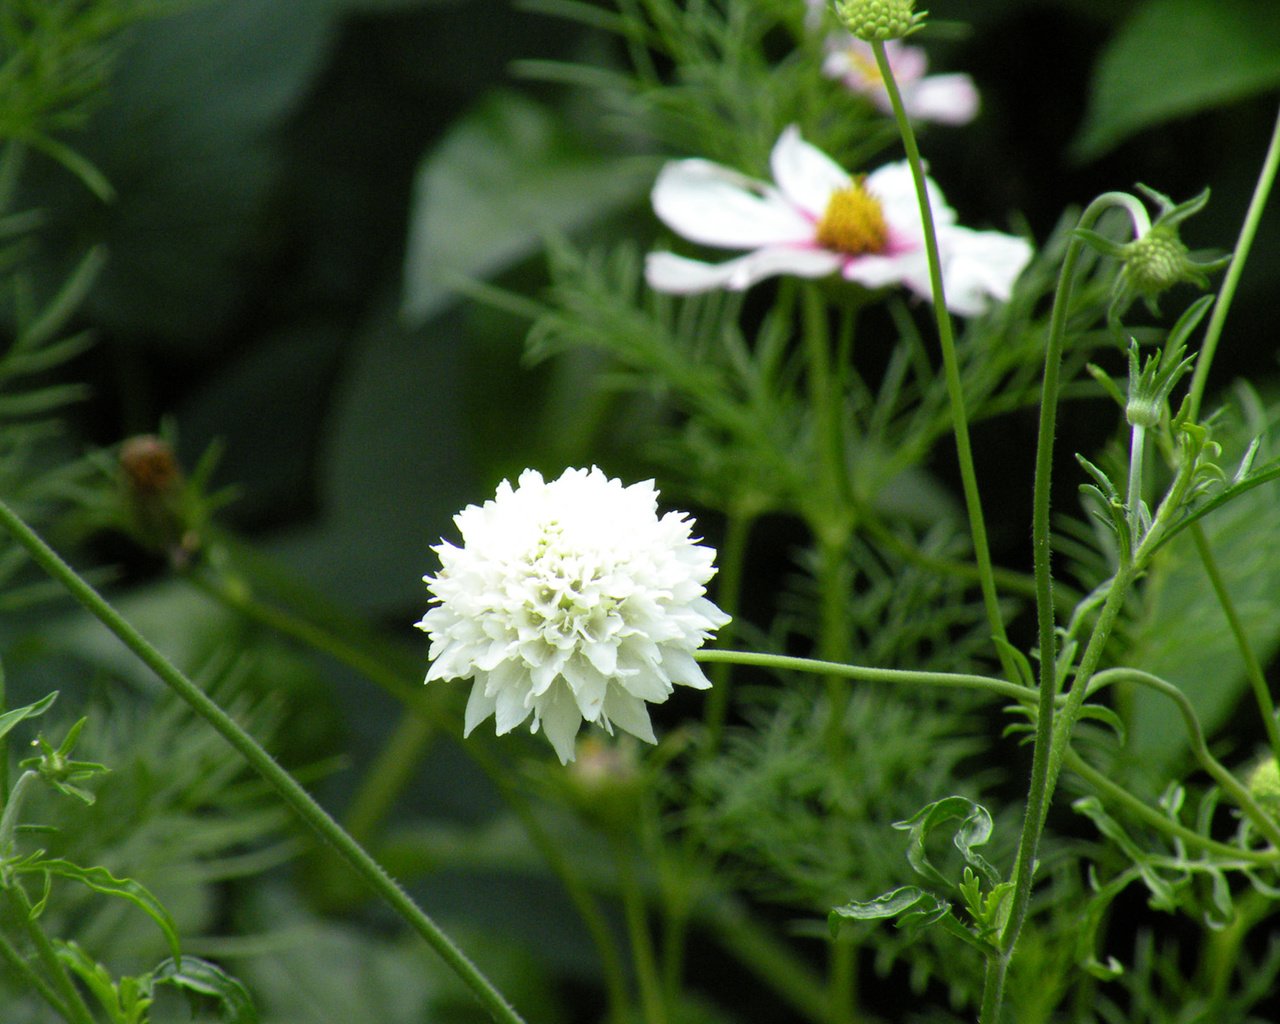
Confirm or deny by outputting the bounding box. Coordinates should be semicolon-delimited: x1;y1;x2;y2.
602;688;657;745
769;124;850;219
646;247;843;294
652;159;812;249
539;683;586;764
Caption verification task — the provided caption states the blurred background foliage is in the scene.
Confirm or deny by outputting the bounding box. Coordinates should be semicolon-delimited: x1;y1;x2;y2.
3;0;1280;1021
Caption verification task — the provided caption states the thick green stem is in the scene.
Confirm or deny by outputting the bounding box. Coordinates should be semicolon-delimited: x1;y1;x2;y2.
870;40;1011;679
0;500;526;1024
1186;102;1280;422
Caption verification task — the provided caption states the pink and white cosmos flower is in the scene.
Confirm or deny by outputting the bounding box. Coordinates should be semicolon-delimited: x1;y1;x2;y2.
645;126;1032;317
823;36;979;125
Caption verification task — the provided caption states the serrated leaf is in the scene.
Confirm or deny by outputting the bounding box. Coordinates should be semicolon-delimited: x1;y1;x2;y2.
1074;0;1280;159
153;956;259;1024
14;858;181;963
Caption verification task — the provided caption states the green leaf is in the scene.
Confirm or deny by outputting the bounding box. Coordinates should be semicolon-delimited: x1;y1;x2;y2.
1074;0;1280;159
153;956;259;1024
14;858;181;963
401;90;654;323
894;796;1000;889
0;690;58;742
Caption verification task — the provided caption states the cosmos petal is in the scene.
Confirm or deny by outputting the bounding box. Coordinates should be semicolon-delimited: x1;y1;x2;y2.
646;247;844;295
652;158;813;248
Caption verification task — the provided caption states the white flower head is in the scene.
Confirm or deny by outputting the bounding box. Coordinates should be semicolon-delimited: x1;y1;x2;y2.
823;36;979;125
418;467;730;764
645;126;1032;317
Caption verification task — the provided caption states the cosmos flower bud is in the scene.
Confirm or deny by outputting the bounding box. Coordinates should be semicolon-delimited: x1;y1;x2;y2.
418;468;730;764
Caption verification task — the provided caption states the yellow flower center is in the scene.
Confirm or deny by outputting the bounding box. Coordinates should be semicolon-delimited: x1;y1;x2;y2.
815;182;889;256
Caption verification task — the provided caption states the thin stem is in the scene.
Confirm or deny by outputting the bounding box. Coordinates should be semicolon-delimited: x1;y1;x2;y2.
1186;101;1280;422
829;934;856;1024
1126;423;1147;553
0;500;526;1024
0;925;74;1022
1188;524;1280;763
1062;748;1277;864
0;770;40;856
702;507;755;752
870;39;1012;680
1085;667;1280;848
991;191;1150;1024
342;712;434;843
4;886;97;1024
695;649;1032;704
611;834;667;1024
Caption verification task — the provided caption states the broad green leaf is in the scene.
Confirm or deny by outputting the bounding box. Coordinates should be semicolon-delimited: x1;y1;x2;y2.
1122;456;1280;782
153;956;259;1024
401;90;654;323
1074;0;1280;159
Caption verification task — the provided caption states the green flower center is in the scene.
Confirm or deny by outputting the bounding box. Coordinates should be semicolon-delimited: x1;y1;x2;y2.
1123;228;1191;295
834;0;921;41
816;183;889;256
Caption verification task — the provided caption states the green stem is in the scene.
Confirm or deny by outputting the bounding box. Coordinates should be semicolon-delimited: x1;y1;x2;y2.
0;500;526;1024
829;933;856;1024
1186;101;1280;422
611;834;667;1024
1085;667;1280;848
1062;748;1276;864
696;649;1031;703
989;190;1150;1024
0;925;74;1022
702;507;755;752
870;39;1011;680
342;712;434;843
4;886;97;1024
0;656;8;797
1188;524;1280;763
0;770;39;856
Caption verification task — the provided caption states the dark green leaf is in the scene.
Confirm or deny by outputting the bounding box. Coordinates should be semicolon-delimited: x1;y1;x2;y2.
1074;0;1280;159
153;956;259;1024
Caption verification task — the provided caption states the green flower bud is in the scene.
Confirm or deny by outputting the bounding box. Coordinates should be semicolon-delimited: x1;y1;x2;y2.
1120;226;1191;298
1248;758;1280;816
833;0;926;41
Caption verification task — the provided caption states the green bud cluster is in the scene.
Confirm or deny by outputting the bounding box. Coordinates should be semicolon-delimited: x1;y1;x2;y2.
1249;758;1280;816
1120;226;1195;303
833;0;926;41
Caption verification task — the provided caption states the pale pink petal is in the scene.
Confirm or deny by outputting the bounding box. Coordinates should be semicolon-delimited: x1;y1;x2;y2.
901;74;980;125
841;250;931;296
652;159;812;249
770;125;850;220
646;247;843;294
936;227;1034;316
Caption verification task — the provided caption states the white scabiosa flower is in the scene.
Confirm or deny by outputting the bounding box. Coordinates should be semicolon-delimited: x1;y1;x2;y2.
645;125;1032;317
418;467;731;764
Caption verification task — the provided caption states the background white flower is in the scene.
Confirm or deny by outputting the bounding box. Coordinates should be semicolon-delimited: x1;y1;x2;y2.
645;125;1032;317
823;36;979;125
418;467;730;764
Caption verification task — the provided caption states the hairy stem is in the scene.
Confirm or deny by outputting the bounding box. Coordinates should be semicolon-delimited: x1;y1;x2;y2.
870;39;1011;681
0;500;526;1024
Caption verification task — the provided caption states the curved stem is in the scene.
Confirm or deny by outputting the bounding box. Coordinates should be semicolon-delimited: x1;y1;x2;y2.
1186;102;1280;422
1085;667;1280;848
610;833;667;1024
870;40;1011;681
695;649;1032;704
1188;524;1280;764
0;500;526;1024
4;886;97;1024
